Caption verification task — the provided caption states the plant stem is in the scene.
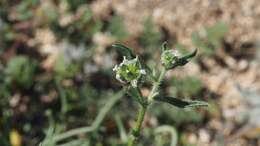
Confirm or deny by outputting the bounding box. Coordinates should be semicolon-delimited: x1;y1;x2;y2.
127;67;167;146
148;67;166;102
52;90;125;142
127;104;147;146
55;79;68;115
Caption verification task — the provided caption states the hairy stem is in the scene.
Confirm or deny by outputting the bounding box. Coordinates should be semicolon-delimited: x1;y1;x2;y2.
127;67;166;146
127;104;147;146
52;90;125;142
148;67;166;102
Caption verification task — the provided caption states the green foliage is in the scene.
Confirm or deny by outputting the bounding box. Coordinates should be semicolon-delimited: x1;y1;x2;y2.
151;104;204;126
15;0;39;21
113;44;155;82
161;50;179;68
0;57;37;145
113;56;145;87
1;22;17;42
192;22;228;56
155;125;178;146
54;54;79;79
171;110;203;125
112;43;207;146
72;9;102;40
66;0;91;11
4;56;36;88
138;17;162;49
0;1;213;145
0;64;10;97
41;91;125;145
47;4;102;44
115;115;128;143
107;16;129;40
170;76;204;97
112;44;135;59
154;96;208;109
175;43;190;54
160;43;198;70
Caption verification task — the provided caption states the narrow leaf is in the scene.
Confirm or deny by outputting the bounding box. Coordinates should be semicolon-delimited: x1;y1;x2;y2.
182;48;197;60
154;96;208;108
127;86;144;105
112;44;135;59
168;48;198;69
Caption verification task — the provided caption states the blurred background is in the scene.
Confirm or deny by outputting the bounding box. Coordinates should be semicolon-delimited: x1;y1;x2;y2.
0;0;260;146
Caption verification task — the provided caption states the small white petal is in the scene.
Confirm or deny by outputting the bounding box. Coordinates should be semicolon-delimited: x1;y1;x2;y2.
116;74;120;80
171;60;177;64
119;62;124;67
152;92;159;98
112;65;118;71
131;80;138;88
123;56;127;62
171;50;181;57
116;74;124;83
140;69;146;74
121;56;128;65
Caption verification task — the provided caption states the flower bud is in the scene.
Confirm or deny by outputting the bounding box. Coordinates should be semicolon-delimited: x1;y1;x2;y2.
161;49;180;69
113;56;146;87
161;48;197;70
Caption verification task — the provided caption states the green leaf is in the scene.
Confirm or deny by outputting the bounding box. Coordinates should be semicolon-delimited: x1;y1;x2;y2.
182;48;197;60
4;56;36;88
170;76;203;97
167;48;198;69
114;114;128;143
127;86;144;105
138;17;162;49
107;16;129;40
154;96;208;108
191;31;209;52
54;54;78;78
206;22;228;42
191;22;228;56
112;44;135;59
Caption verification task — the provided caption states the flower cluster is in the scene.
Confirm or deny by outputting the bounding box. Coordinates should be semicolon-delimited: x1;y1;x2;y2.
161;49;181;69
112;43;206;146
113;56;146;87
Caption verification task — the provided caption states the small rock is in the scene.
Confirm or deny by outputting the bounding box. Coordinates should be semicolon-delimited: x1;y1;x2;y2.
199;129;210;143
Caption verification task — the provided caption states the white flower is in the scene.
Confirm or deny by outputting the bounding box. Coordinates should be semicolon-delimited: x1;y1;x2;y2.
113;55;145;87
161;49;181;68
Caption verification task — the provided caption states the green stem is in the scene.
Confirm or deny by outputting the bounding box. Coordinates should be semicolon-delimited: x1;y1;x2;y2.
55;78;68;115
127;67;167;146
127;105;147;146
52;90;125;142
148;67;166;102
